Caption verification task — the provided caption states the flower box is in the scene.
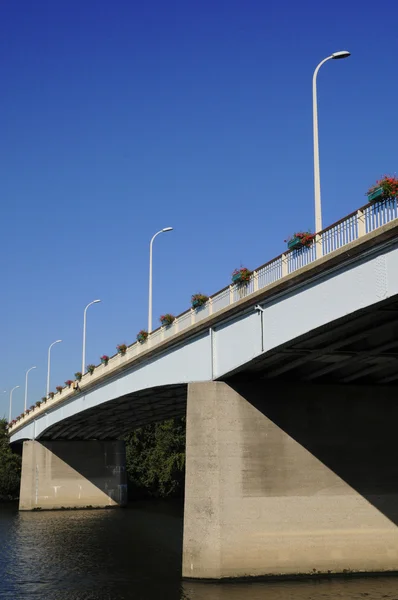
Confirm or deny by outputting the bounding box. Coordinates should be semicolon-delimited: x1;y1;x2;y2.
191;294;208;309
367;176;398;204
160;314;175;327
137;330;148;344
288;236;304;250
232;268;252;284
367;186;383;203
87;364;95;375
74;372;82;381
286;232;315;250
101;355;109;366
117;344;127;356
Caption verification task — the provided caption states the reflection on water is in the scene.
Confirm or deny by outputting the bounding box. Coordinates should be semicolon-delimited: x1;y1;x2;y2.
0;502;398;600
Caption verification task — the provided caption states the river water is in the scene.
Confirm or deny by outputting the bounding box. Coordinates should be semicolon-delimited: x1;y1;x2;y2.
1;502;398;600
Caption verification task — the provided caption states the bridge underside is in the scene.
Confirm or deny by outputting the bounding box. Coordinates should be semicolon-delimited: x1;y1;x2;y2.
37;383;188;441
230;294;398;386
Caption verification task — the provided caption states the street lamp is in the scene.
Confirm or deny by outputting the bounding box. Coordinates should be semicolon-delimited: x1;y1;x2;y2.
313;50;350;234
9;386;20;423
24;366;37;412
148;227;173;332
82;300;101;373
47;340;62;397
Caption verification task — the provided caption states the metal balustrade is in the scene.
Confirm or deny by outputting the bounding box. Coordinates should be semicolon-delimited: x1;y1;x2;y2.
9;198;398;433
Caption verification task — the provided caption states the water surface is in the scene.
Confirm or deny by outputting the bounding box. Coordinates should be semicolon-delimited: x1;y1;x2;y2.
1;502;398;600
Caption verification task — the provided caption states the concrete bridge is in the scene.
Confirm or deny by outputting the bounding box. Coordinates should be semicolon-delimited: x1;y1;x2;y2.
9;198;398;579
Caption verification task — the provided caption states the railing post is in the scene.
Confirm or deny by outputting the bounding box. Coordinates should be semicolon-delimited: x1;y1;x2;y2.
281;253;288;277
315;233;323;259
357;209;365;237
252;270;258;292
229;284;233;305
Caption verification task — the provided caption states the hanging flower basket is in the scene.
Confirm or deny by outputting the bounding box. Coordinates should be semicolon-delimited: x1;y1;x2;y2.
160;314;175;327
48;392;55;399
41;397;47;403
30;405;36;411
367;176;398;203
137;330;149;344
232;267;252;284
36;401;42;408
65;380;73;388
117;344;127;356
87;364;96;375
56;386;63;394
74;372;82;381
101;355;109;366
286;232;315;250
191;294;209;309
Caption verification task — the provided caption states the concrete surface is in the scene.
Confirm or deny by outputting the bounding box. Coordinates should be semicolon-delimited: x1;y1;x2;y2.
182;381;398;579
19;440;127;510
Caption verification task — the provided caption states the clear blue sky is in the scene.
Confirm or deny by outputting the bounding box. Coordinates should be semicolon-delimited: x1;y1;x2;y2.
1;0;397;417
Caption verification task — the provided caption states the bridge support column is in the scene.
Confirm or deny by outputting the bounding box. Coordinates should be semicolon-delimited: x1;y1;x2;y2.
183;381;398;579
19;440;127;511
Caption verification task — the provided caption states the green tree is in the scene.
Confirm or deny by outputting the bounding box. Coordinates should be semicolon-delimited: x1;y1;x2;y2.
0;419;21;500
125;417;186;498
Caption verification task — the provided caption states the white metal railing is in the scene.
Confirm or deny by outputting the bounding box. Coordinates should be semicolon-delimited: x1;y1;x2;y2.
9;198;398;433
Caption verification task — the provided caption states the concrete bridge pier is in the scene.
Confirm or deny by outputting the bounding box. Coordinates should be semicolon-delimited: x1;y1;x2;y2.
183;381;398;579
19;440;127;510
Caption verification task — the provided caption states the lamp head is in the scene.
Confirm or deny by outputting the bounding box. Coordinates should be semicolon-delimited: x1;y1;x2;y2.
332;51;350;60
93;299;101;304
162;227;173;232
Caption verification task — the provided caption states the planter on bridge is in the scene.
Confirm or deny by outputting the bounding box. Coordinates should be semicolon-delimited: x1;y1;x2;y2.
191;294;209;309
367;176;398;204
117;344;127;356
160;314;175;327
101;355;109;366
231;267;252;285
286;232;315;250
137;330;148;344
367;186;383;203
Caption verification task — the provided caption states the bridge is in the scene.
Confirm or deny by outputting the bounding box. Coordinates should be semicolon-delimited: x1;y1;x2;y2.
8;198;398;579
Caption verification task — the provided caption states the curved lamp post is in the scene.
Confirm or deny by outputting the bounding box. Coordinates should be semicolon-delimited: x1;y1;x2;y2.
47;340;62;397
148;227;173;332
9;386;20;423
24;366;37;412
313;50;350;234
82;300;101;373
